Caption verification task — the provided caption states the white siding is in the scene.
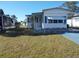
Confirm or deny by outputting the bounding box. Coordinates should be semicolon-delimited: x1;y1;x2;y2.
42;23;66;29
67;19;72;27
42;9;68;29
26;23;32;28
25;19;32;28
34;23;41;30
73;17;79;27
67;17;79;27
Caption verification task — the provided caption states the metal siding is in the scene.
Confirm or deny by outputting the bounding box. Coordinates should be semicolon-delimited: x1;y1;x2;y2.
42;9;67;29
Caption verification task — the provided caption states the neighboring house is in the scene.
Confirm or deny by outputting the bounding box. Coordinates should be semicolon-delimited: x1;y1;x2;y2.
25;7;73;33
3;15;16;30
0;9;16;31
67;14;79;28
0;9;4;31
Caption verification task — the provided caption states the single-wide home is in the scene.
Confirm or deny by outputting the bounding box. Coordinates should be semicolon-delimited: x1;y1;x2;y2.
25;7;73;33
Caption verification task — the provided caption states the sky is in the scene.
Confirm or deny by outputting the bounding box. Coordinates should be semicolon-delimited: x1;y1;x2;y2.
0;1;66;22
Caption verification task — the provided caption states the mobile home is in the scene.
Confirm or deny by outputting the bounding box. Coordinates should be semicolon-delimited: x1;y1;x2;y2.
25;7;73;33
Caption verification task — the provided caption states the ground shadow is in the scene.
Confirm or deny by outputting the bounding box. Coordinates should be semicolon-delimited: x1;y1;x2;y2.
0;31;23;37
0;28;79;37
67;28;79;33
0;31;66;37
0;30;66;37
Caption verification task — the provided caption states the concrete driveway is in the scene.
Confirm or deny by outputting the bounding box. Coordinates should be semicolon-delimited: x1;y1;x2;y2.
63;28;79;44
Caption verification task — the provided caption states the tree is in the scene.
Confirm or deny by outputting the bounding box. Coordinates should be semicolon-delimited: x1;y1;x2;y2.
62;1;79;12
11;15;17;22
11;15;17;26
62;1;79;27
62;1;79;18
11;15;19;29
6;14;10;17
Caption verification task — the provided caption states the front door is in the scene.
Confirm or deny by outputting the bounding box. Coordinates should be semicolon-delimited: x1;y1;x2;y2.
34;18;42;30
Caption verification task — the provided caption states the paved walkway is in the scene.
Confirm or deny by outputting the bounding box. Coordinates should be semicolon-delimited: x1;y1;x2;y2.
63;32;79;44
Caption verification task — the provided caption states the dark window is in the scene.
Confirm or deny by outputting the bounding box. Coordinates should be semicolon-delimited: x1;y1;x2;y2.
27;18;30;22
48;19;53;23
36;19;38;23
58;20;63;23
35;16;39;23
64;20;66;24
45;16;47;23
53;20;57;23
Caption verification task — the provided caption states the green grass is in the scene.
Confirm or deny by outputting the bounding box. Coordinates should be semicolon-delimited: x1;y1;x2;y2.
0;34;79;58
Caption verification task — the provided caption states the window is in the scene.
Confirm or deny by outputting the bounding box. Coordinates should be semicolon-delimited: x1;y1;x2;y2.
46;16;67;23
27;18;30;22
48;19;54;23
58;20;63;23
35;16;39;23
53;20;57;23
36;19;38;23
48;16;54;23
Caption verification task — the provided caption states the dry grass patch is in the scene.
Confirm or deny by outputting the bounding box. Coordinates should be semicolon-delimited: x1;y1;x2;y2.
0;34;79;57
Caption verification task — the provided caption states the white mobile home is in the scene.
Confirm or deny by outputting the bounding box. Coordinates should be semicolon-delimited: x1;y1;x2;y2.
42;8;70;29
26;7;73;33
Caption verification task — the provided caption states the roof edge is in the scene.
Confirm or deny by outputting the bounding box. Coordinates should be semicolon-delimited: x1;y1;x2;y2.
43;7;72;12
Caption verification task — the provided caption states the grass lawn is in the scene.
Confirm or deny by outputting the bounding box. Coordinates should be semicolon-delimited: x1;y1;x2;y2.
0;32;79;58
